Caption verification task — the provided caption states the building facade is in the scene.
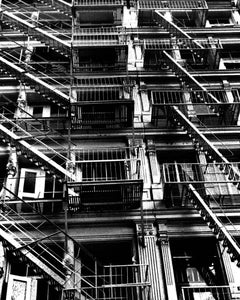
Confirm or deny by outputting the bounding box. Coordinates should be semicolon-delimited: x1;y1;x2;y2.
0;0;240;299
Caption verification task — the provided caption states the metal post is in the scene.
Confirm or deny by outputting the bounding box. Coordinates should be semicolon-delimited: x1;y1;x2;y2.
110;264;113;298
95;260;98;299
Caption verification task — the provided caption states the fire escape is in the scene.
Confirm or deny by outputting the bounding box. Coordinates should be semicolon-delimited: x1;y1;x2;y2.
139;0;240;266
0;0;149;299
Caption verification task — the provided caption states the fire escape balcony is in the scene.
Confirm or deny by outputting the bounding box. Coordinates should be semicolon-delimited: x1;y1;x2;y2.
71;78;134;129
74;0;124;6
72;27;128;72
181;285;239;300
161;162;240;207
79;263;151;300
73;0;124;26
138;0;208;26
150;88;239;127
73;27;127;47
141;37;222;70
67;148;143;212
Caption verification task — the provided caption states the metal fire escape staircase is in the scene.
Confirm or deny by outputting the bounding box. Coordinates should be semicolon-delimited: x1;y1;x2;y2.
0;99;74;180
36;0;72;17
0;120;73;177
0;1;72;57
153;10;240;264
0;1;72;106
0;13;76;179
0;184;151;299
0;186;110;300
0;47;71;107
0;2;151;298
0;39;75;180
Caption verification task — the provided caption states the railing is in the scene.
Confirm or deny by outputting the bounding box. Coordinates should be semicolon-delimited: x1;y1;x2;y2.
161;161;240;207
73;76;132;86
143;38;222;51
162;162;240;185
81;264;151;300
138;0;208;10
181;285;235;300
14;116;68;131
103;264;149;286
36;0;72;16
151;89;228;105
71;113;131;129
73;27;127;47
73;147;142;182
74;0;123;6
75;61;127;72
68;180;143;211
72;85;132;102
189;183;240;268
0;113;75;180
0;51;71;106
150;88;238;127
71;104;133;129
67;147;143;211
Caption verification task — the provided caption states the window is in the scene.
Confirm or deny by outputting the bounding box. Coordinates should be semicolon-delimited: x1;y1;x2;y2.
171;238;226;300
6;275;33;300
207;11;233;27
18;168;45;199
32;106;43;118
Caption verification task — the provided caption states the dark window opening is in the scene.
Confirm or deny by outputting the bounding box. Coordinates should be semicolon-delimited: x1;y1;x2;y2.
23;171;36;194
171;238;227;300
33;106;43;118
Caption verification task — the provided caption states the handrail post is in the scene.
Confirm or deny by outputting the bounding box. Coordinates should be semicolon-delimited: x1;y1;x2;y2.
95;260;97;299
110;264;113;298
181;287;186;300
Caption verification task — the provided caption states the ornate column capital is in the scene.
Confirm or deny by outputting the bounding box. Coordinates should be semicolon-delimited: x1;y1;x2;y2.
136;223;155;237
146;140;156;156
157;232;169;245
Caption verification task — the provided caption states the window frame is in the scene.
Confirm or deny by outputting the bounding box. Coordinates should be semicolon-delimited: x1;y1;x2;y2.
18;168;45;199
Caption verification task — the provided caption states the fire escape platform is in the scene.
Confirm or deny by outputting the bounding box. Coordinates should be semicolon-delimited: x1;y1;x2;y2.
73;27;127;48
73;0;124;8
67;179;143;211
